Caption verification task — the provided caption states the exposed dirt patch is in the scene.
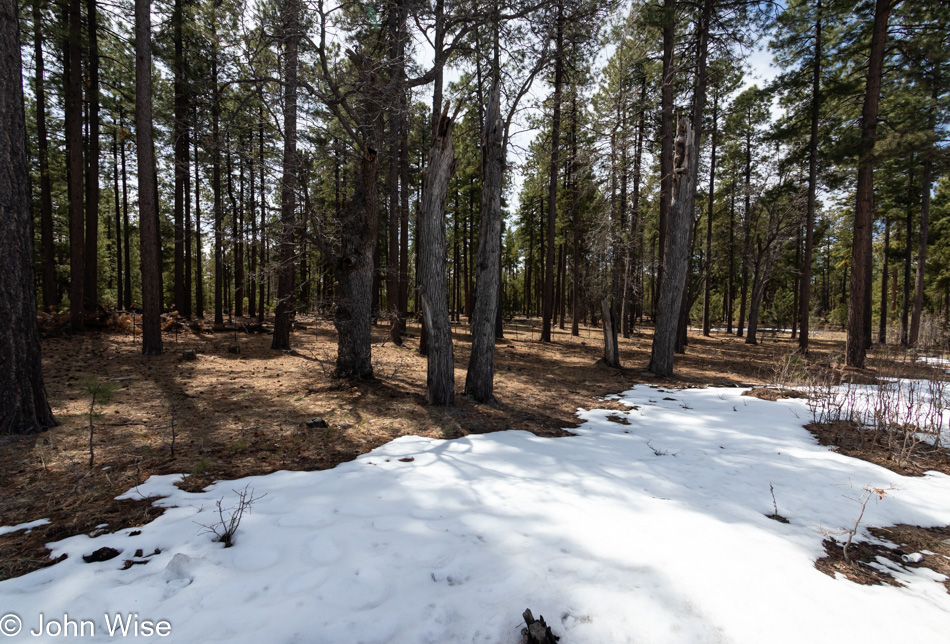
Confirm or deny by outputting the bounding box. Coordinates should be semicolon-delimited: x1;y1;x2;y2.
805;421;950;477
742;387;809;401
815;525;950;593
815;538;904;587
870;524;950;594
0;495;163;581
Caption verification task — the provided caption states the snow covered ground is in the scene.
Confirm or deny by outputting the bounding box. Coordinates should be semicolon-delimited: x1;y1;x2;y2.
918;355;950;373
2;386;950;643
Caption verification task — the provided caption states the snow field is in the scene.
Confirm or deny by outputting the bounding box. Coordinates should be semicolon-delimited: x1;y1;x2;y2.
1;386;949;643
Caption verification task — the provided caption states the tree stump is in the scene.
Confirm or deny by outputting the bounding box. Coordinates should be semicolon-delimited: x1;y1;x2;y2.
522;609;559;644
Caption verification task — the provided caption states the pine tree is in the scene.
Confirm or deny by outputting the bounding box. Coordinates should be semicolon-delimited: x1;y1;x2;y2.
1;0;56;433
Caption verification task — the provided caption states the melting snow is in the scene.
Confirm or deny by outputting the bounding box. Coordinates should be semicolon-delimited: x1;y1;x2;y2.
2;386;949;643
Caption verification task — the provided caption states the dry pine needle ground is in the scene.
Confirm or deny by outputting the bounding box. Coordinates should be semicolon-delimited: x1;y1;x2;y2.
2;317;948;583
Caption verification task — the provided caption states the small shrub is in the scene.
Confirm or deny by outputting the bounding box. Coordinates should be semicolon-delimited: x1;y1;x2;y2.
197;484;266;548
80;377;119;469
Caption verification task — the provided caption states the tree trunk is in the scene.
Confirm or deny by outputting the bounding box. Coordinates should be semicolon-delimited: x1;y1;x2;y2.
418;106;457;405
135;0;162;355
846;0;891;368
398;118;410;339
541;2;563;343
273;0;299;349
0;0;57;432
387;114;402;341
121;111;132;310
657;0;676;292
83;0;100;313
183;119;192;318
737;117;753;338
901;171;913;347
465;82;504;403
334;141;379;379
798;0;821;353
194;120;204;318
602;298;620;368
65;0;84;329
879;216;889;343
702;90;718;337
112;130;123;310
33;0;57;310
258;106;266;323
909;81;936;347
726;178;735;333
554;244;562;328
571;217;580;337
248;134;257;319
627;75;647;335
331;48;381;379
172;0;187;315
232;146;245;317
746;257;768;345
792;228;801;339
387;0;407;344
212;29;223;326
679;0;713;348
649;119;695;377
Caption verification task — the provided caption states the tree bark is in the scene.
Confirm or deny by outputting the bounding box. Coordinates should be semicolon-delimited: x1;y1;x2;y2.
258;105;266;323
135;0;162;355
121;111;132;310
418;106;457;405
248;134;257;319
194;119;204;318
909;81;936;347
879;216;889;343
541;2;563;343
83;0;100;313
465;82;504;403
386;0;408;344
183;120;192;318
798;0;821;353
172;0;187;315
273;0;299;349
334;142;379;379
737;111;754;338
230;145;244;317
65;0;84;329
33;0;57;311
746;258;767;345
846;0;892;367
112;130;123;310
901;170;913;347
657;0;676;292
0;0;57;433
726;176;735;333
676;0;713;351
649;119;694;377
602;298;620;368
211;22;223;327
398;118;410;340
702;89;718;337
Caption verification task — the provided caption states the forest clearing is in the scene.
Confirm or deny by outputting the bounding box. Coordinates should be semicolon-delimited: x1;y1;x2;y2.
2;0;950;638
4;322;950;642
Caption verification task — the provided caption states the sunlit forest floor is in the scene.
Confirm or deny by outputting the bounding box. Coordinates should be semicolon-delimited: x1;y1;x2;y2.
2;316;947;581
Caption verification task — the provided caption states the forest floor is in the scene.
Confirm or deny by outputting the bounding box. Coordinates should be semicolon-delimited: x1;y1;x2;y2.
3;379;950;643
1;316;948;582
